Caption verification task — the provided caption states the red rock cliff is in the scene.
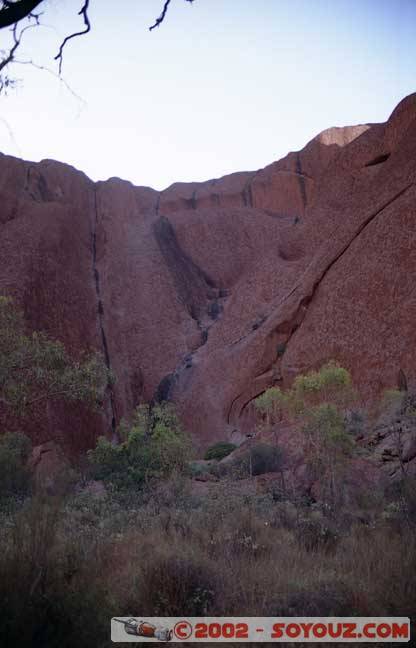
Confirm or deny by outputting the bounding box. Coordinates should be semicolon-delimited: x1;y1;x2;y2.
1;93;415;452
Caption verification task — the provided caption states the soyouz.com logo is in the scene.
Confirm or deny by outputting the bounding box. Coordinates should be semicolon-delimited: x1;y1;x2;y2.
111;617;410;642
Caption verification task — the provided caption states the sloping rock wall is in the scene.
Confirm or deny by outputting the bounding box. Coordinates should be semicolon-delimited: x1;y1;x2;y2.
1;94;415;453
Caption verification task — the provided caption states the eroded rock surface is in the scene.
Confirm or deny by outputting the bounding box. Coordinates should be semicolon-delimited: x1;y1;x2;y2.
1;94;416;456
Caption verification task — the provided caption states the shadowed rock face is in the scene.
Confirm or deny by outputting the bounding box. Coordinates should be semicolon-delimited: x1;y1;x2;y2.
1;93;416;453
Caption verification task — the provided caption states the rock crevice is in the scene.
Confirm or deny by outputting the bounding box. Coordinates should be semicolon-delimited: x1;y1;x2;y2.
92;187;118;440
227;181;414;426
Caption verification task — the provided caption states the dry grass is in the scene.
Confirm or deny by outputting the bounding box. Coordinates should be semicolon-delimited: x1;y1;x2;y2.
0;483;415;647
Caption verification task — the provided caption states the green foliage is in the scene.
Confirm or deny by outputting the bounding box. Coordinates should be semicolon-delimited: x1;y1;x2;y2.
0;432;32;497
254;386;288;425
255;362;353;422
301;403;355;509
291;360;353;413
204;441;236;461
88;403;191;490
254;362;357;508
0;296;110;416
303;403;353;467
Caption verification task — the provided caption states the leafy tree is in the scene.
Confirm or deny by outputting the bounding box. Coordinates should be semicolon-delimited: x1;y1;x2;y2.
0;296;109;416
254;386;289;429
88;402;191;489
302;403;354;504
255;361;357;507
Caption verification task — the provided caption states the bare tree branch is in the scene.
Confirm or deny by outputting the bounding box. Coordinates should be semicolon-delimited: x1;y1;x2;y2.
0;115;22;154
0;25;20;74
54;0;91;75
0;0;44;30
0;0;196;93
14;58;87;110
0;17;40;93
149;0;194;31
149;0;172;31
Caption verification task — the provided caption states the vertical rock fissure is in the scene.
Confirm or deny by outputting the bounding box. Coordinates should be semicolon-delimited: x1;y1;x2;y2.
152;210;229;404
92;186;118;440
155;191;161;216
296;152;307;209
242;171;258;207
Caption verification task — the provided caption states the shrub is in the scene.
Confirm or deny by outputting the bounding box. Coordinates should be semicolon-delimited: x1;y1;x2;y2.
0;432;32;497
0;494;113;648
236;443;285;477
136;554;216;616
255;362;358;508
204;441;236;461
384;475;416;527
0;295;109;417
88;403;191;490
291;360;354;413
1;484;416;643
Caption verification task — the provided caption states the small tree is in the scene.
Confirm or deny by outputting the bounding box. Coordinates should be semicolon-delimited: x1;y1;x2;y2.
254;386;289;446
0;296;109;417
302;403;354;505
293;364;356;508
254;387;288;426
255;361;357;508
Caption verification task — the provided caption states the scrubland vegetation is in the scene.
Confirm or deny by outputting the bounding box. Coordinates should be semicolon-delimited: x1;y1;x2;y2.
0;472;415;647
1;297;416;647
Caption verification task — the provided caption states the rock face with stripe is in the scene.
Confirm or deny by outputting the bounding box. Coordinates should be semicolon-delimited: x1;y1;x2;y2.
1;93;415;453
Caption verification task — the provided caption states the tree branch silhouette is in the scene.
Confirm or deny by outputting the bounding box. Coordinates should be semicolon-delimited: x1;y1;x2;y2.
54;0;91;74
149;0;195;31
0;16;40;93
0;0;44;30
0;0;196;89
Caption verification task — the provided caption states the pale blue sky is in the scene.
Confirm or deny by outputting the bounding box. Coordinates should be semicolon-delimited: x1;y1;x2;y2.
0;0;414;189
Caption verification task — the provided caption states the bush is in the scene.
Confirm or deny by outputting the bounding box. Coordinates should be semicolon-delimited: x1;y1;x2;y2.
0;494;113;648
0;432;32;497
291;360;354;412
0;295;109;417
136;554;216;616
204;441;236;461
88;403;191;490
1;483;416;644
235;443;285;477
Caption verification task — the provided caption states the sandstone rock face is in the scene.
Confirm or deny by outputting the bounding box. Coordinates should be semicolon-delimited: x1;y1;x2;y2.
1;94;416;457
